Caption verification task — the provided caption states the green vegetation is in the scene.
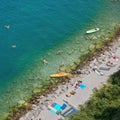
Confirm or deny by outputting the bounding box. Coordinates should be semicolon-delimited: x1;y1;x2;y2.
66;70;120;120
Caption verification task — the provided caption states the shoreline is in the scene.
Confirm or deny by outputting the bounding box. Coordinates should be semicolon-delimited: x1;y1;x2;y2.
1;1;120;118
4;25;120;120
19;33;120;120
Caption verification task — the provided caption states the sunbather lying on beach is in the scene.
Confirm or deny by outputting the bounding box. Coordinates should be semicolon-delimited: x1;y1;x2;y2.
111;53;119;61
106;61;113;67
74;81;82;89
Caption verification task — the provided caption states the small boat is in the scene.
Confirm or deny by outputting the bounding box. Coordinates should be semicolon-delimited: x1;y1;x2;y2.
86;28;99;34
50;72;70;78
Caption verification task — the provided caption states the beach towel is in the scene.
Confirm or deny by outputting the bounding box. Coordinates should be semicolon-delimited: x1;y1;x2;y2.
49;109;57;114
48;103;62;114
79;84;86;89
61;103;67;110
54;104;62;111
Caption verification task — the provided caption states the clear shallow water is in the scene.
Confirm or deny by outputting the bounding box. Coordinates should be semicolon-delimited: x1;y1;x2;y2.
0;0;120;117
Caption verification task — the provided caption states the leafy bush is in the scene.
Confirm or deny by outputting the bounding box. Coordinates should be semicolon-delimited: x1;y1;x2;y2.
66;70;120;120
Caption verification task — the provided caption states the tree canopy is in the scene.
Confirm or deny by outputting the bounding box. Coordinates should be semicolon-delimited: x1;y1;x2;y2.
66;70;120;120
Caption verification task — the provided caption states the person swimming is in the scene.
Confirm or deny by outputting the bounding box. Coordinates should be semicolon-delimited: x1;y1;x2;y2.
5;25;10;29
56;49;63;55
11;45;16;48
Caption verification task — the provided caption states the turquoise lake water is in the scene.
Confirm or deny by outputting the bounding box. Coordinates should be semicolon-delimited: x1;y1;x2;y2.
0;0;120;118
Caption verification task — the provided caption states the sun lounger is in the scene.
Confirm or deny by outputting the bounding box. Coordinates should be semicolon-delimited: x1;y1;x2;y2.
99;66;110;71
92;68;104;76
95;70;103;76
61;106;78;117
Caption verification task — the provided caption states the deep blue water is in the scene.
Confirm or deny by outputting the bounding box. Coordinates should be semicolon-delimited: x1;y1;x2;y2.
0;0;120;118
0;0;98;87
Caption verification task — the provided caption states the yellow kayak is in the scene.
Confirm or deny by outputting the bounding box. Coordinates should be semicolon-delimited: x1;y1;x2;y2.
86;28;99;34
50;72;70;78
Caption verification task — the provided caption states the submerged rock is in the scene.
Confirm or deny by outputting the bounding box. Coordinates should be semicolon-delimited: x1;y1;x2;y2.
89;44;95;50
89;44;96;53
33;87;41;94
74;59;81;65
96;41;104;49
70;63;76;70
0;112;9;120
18;100;25;105
59;66;66;71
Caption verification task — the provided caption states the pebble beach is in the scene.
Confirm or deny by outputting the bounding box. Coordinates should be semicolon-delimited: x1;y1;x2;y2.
20;38;120;120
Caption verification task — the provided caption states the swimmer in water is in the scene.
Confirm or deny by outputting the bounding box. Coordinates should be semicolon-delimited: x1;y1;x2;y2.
5;25;10;29
11;45;16;48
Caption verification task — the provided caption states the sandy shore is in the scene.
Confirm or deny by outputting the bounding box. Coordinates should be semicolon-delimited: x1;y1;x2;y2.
20;38;120;120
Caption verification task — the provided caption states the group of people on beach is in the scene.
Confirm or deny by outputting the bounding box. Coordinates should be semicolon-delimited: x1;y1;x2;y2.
21;38;120;120
47;51;120;117
66;80;83;97
92;52;119;76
